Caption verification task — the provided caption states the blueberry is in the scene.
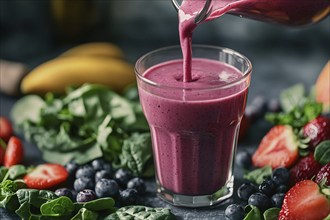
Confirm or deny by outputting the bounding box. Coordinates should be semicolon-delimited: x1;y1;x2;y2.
54;188;74;201
248;192;272;212
237;182;258;201
65;161;79;177
95;170;112;183
271;167;289;186
225;204;245;220
245;96;266;121
271;193;285;208
74;177;94;192
267;98;281;113
259;179;276;196
91;159;106;171
235;150;252;169
276;185;289;194
76;189;97;202
127;177;146;195
118;188;138;205
95;178;119;198
114;168;133;187
75;165;95;179
102;163;113;174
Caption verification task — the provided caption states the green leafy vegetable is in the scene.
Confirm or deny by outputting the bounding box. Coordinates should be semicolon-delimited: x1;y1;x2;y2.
0;180;20;212
116;133;154;177
7;165;27;180
11;84;152;176
71;208;98;220
244;205;262;220
0;167;8;182
244;166;272;185
280;83;305;113
263;208;280;220
265;101;322;129
40;196;74;217
266;84;323;129
81;197;115;212
105;206;175;220
314;140;330;165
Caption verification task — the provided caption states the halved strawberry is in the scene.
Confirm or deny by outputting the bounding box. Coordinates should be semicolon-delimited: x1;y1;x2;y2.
289;153;322;186
3;136;24;167
0;117;13;142
315;163;330;186
279;180;330;220
252;125;299;169
303;116;330;149
24;164;68;189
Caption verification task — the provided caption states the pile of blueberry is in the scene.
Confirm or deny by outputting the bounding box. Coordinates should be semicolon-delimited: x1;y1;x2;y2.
54;159;146;206
225;167;290;220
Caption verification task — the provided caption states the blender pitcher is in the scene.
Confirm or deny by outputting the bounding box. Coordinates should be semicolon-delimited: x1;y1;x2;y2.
172;0;330;26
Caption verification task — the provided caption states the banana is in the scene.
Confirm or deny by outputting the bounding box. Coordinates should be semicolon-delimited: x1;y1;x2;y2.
60;42;125;59
21;56;135;95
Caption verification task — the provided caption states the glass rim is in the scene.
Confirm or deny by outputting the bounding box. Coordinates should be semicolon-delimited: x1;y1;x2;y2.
135;44;252;91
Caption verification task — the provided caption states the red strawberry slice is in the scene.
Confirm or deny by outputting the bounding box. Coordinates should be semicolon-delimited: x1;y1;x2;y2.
252;125;299;169
303;116;330;149
289;153;322;186
315;163;330;186
0;117;13;142
3;136;24;167
279;180;330;220
24;164;68;189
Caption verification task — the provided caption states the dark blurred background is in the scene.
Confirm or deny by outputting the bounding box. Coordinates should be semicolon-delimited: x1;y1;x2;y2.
1;0;329;99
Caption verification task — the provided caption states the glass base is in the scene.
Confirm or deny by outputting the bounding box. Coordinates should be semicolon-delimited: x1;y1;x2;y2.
156;176;234;207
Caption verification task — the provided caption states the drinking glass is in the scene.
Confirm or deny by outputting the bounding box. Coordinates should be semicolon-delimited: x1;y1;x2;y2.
135;45;252;207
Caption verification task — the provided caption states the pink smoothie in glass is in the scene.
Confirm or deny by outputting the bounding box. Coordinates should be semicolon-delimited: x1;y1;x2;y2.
139;58;249;195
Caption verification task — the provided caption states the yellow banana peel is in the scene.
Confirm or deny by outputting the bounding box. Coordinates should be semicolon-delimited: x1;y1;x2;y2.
60;42;125;59
21;56;135;95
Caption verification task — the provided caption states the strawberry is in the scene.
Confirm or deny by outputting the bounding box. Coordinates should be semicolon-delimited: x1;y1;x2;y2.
3;136;24;167
0;117;13;142
303;116;330;149
24;164;68;189
252;125;299;169
278;180;330;220
315;163;330;186
289;153;322;186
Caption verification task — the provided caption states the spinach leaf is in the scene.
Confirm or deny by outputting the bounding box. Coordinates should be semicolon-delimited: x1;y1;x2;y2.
244;166;272;185
263;207;280;220
11;95;46;126
104;206;175;220
71;208;98;220
42;142;103;165
117;133;154;177
0;167;8;182
15;201;43;220
280;84;305;113
314;140;330;165
82;197;115;211
40;196;74;217
8;165;27;180
244;205;262;220
16;189;57;208
0;180;20;211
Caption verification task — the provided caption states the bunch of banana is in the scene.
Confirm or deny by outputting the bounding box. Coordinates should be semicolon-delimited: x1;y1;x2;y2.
21;42;135;95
